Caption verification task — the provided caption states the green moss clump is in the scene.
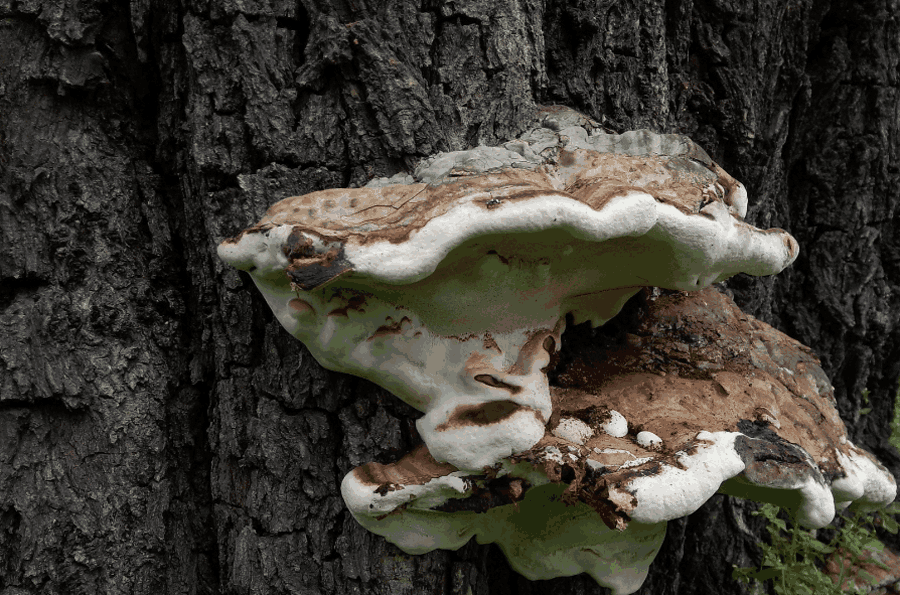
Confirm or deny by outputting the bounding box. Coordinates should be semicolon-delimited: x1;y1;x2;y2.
733;502;900;595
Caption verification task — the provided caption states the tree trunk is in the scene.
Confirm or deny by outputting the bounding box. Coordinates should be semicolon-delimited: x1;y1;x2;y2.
0;0;897;594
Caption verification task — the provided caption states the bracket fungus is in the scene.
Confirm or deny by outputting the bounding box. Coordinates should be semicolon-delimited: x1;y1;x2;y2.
218;108;896;594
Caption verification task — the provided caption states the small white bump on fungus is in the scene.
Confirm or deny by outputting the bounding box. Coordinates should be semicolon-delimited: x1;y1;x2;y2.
636;431;663;449
552;417;594;445
601;410;629;438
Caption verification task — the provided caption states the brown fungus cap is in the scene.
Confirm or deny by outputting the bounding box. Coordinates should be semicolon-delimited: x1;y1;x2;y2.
219;120;796;293
544;287;894;524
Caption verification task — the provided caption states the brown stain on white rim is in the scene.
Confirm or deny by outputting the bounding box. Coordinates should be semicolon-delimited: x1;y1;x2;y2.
352;444;458;488
434;401;542;431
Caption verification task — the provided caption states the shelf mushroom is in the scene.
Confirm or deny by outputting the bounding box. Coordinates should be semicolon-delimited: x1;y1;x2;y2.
218;114;798;471
217;108;895;593
339;287;896;594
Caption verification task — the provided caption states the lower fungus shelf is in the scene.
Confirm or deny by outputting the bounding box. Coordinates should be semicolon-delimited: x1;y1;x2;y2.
478;483;664;593
339;287;897;594
346;479;667;595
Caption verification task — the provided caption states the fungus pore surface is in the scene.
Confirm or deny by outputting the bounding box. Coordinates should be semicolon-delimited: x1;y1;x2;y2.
218;107;895;594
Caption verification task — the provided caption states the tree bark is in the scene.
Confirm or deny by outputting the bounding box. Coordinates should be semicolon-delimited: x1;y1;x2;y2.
0;0;897;594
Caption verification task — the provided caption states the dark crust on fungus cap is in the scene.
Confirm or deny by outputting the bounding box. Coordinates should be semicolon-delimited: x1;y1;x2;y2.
286;247;353;290
733;434;818;487
277;226;354;290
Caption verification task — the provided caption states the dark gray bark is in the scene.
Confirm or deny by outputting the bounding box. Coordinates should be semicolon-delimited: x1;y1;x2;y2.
0;0;897;594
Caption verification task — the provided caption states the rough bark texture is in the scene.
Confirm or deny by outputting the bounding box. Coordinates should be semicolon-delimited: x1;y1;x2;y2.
0;0;897;594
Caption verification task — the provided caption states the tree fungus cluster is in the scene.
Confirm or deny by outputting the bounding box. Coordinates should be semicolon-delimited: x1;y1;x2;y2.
218;108;895;594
